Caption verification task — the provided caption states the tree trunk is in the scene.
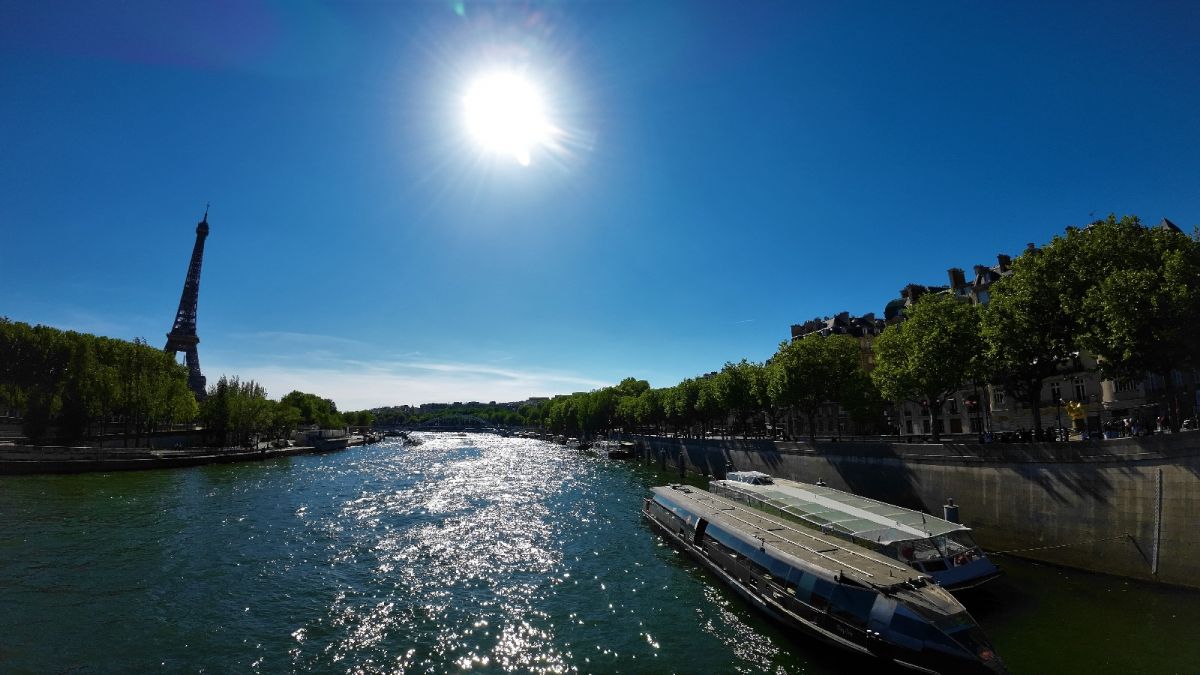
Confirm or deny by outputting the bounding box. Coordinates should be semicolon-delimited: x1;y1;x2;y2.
1027;377;1044;435
1161;368;1181;432
928;397;940;442
806;410;817;444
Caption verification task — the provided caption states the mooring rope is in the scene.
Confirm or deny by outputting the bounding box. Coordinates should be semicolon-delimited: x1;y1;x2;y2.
987;533;1131;556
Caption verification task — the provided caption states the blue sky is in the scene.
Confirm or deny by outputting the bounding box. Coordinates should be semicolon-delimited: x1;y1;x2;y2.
3;1;1198;409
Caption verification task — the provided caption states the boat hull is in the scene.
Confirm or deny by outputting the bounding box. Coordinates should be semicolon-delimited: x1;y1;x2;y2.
641;503;878;661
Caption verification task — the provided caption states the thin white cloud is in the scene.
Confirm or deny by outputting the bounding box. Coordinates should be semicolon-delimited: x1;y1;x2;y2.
205;331;609;409
203;356;608;410
229;331;370;348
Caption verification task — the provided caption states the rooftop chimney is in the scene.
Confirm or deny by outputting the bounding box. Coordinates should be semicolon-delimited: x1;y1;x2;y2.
947;267;966;288
997;254;1011;272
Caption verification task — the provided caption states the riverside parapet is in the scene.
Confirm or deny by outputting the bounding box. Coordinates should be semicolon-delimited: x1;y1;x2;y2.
0;442;347;475
627;433;1200;589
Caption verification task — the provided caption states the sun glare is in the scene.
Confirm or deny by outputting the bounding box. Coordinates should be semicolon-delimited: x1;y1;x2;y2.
463;71;553;167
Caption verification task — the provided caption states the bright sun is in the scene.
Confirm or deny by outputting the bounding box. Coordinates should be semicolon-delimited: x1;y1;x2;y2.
463;71;552;167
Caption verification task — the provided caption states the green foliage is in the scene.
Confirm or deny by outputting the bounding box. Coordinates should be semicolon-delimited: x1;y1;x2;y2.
768;334;865;442
872;294;983;439
1067;216;1200;381
341;410;375;428
272;404;303;438
201;376;274;447
280;390;344;429
982;232;1080;429
0;318;197;443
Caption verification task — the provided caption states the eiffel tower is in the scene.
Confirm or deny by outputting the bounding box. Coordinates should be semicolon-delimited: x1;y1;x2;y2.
165;208;210;400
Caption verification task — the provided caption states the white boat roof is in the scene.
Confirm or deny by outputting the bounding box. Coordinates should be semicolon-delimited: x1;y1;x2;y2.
710;477;969;546
726;470;774;484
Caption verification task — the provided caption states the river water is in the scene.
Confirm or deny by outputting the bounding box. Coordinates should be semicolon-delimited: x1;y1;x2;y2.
1;433;1196;674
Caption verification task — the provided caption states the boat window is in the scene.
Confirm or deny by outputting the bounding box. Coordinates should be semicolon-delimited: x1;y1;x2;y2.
889;612;932;641
808;578;833;611
909;538;947;562
945;530;979;554
923;559;948;572
933;612;975;634
828;585;875;626
794;573;816;604
943;624;996;660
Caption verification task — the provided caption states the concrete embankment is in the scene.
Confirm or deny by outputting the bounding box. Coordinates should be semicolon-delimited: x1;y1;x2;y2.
0;443;349;475
628;433;1200;589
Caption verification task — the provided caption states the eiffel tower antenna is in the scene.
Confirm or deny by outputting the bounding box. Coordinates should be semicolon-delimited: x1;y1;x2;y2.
164;209;211;400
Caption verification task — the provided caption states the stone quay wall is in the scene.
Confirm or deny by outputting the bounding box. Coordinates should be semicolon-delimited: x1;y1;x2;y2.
626;433;1200;589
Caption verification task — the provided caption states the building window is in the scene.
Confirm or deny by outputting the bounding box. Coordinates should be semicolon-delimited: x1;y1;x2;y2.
1074;378;1086;401
948;397;958;414
1050;382;1061;402
905;420;913;434
993;390;1005;406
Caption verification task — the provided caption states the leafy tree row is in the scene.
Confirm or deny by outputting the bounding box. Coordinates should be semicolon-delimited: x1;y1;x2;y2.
531;215;1200;442
0;318;198;443
200;385;375;447
0;318;364;446
871;215;1200;437
371;403;524;428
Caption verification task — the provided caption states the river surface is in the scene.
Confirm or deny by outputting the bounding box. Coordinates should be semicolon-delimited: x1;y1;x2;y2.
1;433;1197;674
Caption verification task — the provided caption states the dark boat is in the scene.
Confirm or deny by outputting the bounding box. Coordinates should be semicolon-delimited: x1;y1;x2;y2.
643;484;1007;674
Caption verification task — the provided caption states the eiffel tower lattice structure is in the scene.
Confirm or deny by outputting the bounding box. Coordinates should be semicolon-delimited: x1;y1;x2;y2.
165;209;210;400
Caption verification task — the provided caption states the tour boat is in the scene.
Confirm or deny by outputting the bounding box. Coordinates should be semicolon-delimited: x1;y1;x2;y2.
710;472;1001;591
643;484;1007;674
607;440;636;460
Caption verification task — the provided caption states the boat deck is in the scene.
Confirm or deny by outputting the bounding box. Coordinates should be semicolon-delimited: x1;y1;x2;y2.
656;485;922;588
711;478;967;546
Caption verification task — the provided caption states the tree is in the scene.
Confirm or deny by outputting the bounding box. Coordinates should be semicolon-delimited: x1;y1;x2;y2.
981;240;1079;432
635;388;665;432
614;377;650;399
872;294;983;441
767;334;864;443
749;359;777;438
280;390;344;429
1067;216;1200;428
671;379;701;436
202;376;273;447
696;375;727;437
719;360;763;438
272;404;303;439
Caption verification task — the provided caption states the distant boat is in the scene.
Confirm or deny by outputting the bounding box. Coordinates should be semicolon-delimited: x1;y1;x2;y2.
608;441;636;460
710;472;1002;591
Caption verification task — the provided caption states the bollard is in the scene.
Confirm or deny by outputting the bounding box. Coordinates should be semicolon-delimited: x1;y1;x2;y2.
943;497;959;524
